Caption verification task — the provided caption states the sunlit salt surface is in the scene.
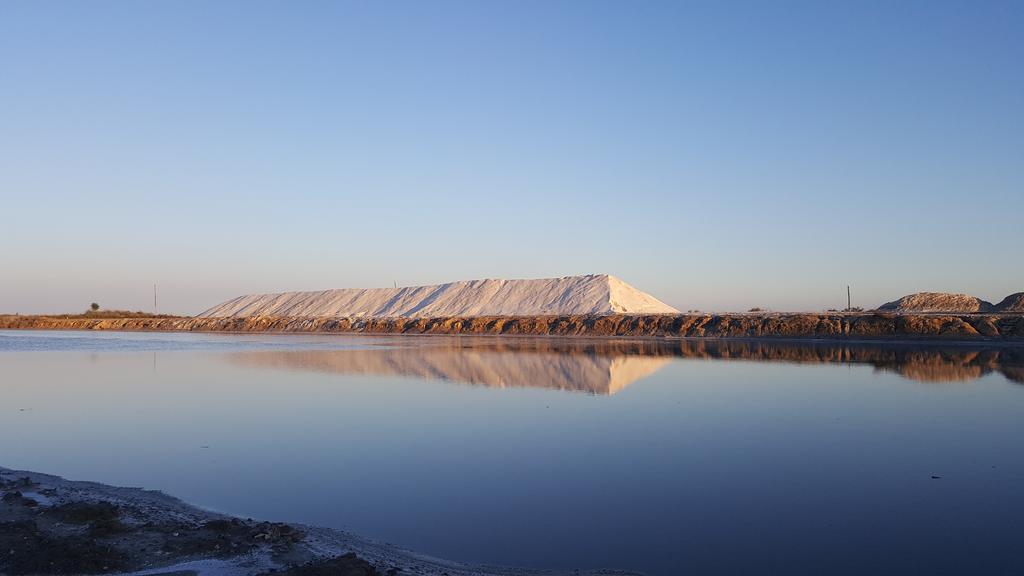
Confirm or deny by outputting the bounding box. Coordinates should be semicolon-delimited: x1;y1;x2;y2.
2;330;1023;575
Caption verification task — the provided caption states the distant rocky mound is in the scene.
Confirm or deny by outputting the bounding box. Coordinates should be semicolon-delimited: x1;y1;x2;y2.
994;292;1024;313
878;292;994;313
198;274;679;319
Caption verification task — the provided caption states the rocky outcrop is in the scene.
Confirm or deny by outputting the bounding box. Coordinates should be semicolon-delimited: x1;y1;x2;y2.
878;292;994;313
4;312;1024;340
994;292;1024;313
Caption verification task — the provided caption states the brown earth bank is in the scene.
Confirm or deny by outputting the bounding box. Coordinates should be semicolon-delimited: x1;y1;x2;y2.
0;469;637;576
3;312;1024;341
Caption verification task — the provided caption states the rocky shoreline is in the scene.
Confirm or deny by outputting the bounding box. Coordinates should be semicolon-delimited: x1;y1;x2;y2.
0;468;638;576
2;312;1024;341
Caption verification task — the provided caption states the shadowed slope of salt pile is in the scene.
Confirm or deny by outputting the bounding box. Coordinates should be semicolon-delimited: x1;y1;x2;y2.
198;275;678;318
994;293;1024;313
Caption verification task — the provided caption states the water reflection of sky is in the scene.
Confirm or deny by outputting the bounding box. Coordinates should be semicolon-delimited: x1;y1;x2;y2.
2;331;1023;575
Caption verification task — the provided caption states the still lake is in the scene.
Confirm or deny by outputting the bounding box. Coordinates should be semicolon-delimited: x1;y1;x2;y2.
2;330;1023;575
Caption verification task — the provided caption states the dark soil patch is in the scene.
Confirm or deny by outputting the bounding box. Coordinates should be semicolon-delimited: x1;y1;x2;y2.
0;520;129;575
46;502;128;537
0;476;37;491
1;491;39;508
159;519;303;558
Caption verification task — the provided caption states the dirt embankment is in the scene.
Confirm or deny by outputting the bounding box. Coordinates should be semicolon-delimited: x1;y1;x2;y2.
2;312;1024;341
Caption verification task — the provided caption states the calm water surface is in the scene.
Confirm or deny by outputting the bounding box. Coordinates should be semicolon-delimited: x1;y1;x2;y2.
2;330;1023;575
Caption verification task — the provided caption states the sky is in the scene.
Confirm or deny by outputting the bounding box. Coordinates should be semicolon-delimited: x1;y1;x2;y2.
1;0;1022;314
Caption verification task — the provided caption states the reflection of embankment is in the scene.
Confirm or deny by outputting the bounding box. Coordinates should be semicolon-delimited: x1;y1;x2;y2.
663;338;1024;383
227;338;1024;392
664;340;1024;383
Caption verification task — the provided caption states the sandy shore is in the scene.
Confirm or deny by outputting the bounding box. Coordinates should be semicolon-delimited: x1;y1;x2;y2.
0;468;640;576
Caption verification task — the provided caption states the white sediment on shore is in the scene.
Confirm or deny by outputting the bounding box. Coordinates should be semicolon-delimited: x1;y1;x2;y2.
198;275;678;319
0;467;640;576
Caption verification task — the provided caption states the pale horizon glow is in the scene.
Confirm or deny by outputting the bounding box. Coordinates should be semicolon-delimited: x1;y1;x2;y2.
2;1;1022;315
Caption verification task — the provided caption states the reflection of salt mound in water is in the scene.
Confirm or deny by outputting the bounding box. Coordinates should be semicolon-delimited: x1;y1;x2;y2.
229;346;670;395
1000;366;1024;384
227;338;1024;389
879;349;991;382
891;363;984;382
605;357;671;395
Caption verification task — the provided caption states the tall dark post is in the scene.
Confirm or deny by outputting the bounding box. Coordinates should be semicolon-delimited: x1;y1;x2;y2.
847;285;851;311
154;284;158;315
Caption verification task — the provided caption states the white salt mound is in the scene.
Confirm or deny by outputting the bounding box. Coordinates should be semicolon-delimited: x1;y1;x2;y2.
198;274;679;318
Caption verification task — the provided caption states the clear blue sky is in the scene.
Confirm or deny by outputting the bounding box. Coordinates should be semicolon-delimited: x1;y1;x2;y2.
2;0;1021;314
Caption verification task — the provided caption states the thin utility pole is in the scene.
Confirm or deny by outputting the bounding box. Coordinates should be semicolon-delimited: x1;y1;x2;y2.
154;284;158;315
847;285;851;311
